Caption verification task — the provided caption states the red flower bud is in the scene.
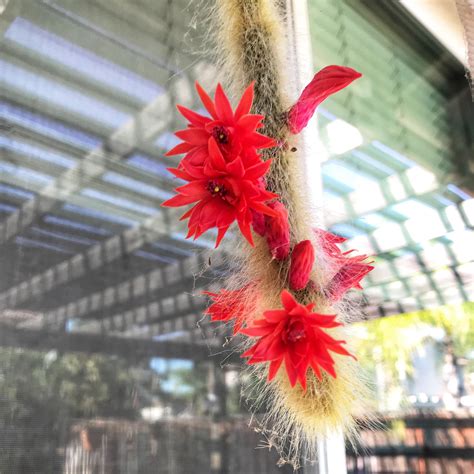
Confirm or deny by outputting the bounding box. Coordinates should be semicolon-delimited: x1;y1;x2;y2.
265;201;290;260
289;240;315;290
251;210;266;237
288;66;362;134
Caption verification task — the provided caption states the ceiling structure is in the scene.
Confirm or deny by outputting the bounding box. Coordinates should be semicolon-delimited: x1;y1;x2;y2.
310;0;474;317
0;0;472;361
400;0;468;66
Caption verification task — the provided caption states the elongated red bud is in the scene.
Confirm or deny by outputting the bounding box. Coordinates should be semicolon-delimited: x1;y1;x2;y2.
251;210;266;237
289;240;315;290
265;201;290;260
288;66;362;134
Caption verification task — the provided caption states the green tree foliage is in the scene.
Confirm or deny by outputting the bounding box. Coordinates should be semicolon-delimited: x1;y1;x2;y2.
417;302;474;369
353;302;474;408
0;348;137;473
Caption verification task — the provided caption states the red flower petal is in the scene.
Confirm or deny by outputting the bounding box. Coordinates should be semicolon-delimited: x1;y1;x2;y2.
195;82;218;119
315;227;347;245
215;224;231;248
207;137;227;171
175;128;209;145
297;368;308;391
326;260;374;301
318;358;337;379
214;83;234;123
167;167;193;181
165;142;193;156
240;325;271;337
264;309;288;323
226;157;246;178
174;181;207;197
241;345;258;359
280;290;297;311
257;336;285;361
179;207;195;221
285;353;298;387
328;343;356;360
313;227;374;299
180;157;207;179
204;285;258;334
237;114;264;130
245;159;272;180
307;314;341;329
177;104;210;126
238;218;254;246
259;189;279;202
250;201;278;218
247;132;277;148
162;193;201;207
309;359;323;380
234;82;254;119
268;358;283;381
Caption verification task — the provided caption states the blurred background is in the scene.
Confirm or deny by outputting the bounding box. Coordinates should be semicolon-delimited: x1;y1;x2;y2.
0;0;472;472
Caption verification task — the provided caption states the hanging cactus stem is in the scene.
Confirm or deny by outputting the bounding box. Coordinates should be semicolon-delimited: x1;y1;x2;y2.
161;0;376;467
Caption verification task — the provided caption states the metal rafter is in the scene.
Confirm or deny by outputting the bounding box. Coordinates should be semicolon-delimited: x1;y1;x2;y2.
324;166;440;226
0;73;197;246
0;206;197;310
40;250;229;329
343;201;472;257
0;324;239;363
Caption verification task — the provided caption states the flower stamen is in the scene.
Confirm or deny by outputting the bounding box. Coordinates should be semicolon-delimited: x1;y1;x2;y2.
212;126;229;144
285;320;306;343
207;180;228;198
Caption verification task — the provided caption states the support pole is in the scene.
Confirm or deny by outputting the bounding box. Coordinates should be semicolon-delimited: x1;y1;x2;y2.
207;361;228;474
285;1;347;473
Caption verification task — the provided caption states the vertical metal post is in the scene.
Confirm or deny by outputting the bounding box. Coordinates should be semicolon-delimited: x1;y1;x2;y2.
285;0;324;218
285;1;348;473
207;361;228;474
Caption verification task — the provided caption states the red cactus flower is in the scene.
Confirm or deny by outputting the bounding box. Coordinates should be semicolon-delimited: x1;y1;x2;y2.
288;66;362;134
326;258;374;302
166;82;276;173
265;201;290;260
204;285;257;334
313;227;373;299
241;290;354;389
163;137;278;247
289;240;315;291
163;82;279;247
314;228;347;259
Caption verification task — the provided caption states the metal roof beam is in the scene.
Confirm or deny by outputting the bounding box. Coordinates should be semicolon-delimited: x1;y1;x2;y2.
0;74;193;245
39;250;229;329
325;165;439;226
0;324;238;363
343;200;472;256
0;206;194;310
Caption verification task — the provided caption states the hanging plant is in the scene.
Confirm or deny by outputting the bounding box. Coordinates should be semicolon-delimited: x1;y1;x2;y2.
162;0;375;467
